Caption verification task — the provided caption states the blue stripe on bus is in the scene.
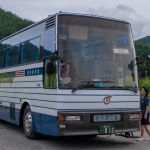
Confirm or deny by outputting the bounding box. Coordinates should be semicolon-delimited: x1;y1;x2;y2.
0;105;20;125
30;105;139;110
57;108;140;111
0;67;43;78
30;100;139;103
0;105;58;136
0;102;140;115
0;95;139;103
25;67;43;76
0;100;139;112
13;80;42;83
0;100;21;105
0;87;43;88
0;104;140;113
31;105;140;111
0;91;140;96
32;111;58;136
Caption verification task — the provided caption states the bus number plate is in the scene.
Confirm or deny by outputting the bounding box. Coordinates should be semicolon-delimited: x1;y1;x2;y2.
93;114;121;122
99;124;115;134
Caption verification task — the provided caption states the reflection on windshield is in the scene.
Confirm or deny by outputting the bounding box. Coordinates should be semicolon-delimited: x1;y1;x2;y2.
60;68;71;85
58;16;136;89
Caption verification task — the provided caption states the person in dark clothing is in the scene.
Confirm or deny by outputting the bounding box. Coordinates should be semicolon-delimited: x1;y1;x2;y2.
137;87;150;141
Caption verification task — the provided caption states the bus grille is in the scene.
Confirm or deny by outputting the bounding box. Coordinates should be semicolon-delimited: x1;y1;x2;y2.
46;16;55;29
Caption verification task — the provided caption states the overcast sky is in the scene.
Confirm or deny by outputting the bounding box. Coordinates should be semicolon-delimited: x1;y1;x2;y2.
0;0;150;40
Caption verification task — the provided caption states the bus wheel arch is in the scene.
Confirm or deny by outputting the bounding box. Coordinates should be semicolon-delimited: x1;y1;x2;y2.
20;102;29;128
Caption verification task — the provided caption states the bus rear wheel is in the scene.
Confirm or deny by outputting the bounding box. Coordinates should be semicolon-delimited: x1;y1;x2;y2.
23;105;38;139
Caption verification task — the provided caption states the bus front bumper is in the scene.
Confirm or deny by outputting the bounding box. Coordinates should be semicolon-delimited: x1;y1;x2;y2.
57;110;140;136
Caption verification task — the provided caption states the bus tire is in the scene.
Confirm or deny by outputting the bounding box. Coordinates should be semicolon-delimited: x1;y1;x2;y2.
23;105;38;139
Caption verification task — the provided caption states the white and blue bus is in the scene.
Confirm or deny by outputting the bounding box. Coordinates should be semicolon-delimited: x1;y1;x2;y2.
0;12;140;139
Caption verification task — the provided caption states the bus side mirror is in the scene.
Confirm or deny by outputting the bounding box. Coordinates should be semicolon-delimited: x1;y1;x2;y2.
46;62;54;75
128;60;134;71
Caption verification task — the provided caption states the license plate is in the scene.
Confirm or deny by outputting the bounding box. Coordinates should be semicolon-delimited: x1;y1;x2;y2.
99;124;115;134
93;114;121;122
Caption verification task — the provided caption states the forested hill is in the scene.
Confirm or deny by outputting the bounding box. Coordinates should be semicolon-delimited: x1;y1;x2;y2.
0;8;33;40
135;36;150;77
135;36;150;60
135;36;150;47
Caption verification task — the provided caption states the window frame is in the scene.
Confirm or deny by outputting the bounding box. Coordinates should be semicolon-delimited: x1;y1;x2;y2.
43;27;56;57
2;36;41;69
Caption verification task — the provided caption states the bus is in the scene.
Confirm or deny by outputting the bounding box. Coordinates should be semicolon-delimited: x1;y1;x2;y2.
0;12;140;139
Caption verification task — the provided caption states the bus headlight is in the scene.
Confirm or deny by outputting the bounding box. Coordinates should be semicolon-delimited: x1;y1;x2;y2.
66;116;81;121
130;114;139;119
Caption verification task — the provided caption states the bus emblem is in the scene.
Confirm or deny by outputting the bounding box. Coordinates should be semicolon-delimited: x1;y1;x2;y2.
103;96;112;105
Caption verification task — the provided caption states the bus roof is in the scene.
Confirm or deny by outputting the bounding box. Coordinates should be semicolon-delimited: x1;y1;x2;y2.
0;12;129;43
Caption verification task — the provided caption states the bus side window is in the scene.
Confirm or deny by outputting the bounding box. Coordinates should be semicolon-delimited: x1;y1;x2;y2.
0;50;5;68
44;27;55;56
5;45;20;67
20;37;40;64
44;59;56;89
29;38;40;62
20;41;29;64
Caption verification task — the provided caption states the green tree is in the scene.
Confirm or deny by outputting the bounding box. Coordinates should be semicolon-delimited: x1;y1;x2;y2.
0;7;34;40
135;37;150;78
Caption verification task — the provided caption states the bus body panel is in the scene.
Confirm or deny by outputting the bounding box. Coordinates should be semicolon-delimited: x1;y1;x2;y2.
0;62;140;136
0;13;141;137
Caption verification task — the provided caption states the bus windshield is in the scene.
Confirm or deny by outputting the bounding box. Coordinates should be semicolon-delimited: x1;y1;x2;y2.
58;15;137;89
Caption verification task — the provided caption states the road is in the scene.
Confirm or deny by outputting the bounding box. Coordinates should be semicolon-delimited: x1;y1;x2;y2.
0;120;150;150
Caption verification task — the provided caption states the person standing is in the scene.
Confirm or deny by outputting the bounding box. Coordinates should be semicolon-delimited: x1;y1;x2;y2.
137;87;150;141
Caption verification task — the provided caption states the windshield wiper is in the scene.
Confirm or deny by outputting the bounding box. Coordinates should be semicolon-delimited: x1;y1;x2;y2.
80;80;115;84
71;84;89;94
109;86;139;93
71;80;114;94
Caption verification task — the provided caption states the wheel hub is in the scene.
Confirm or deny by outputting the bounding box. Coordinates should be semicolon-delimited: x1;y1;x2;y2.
24;112;32;132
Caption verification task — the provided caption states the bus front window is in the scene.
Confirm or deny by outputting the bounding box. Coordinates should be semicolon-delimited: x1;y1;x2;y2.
58;15;137;89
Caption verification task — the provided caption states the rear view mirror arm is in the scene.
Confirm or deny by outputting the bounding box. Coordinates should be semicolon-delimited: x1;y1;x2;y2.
50;52;64;63
132;57;147;68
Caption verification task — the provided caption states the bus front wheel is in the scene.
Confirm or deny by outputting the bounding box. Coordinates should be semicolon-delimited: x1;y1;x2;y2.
23;105;38;139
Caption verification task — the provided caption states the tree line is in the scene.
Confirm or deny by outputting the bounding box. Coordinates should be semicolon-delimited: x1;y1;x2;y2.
135;36;150;78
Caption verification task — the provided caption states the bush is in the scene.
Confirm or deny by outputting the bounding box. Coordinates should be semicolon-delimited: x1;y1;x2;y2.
139;78;150;96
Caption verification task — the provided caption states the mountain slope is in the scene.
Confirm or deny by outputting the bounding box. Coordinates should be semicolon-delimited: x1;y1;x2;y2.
0;8;34;40
135;36;150;47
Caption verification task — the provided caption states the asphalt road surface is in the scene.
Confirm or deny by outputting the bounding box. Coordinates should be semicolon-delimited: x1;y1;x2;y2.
0;120;150;150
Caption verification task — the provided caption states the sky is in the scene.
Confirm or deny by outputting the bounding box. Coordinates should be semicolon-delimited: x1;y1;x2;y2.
0;0;150;40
